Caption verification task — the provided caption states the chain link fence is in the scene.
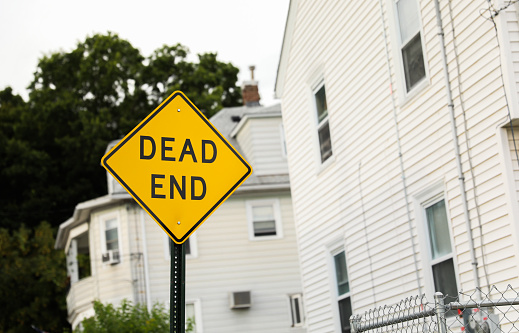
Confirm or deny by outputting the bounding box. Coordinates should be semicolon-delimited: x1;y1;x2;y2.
350;285;519;333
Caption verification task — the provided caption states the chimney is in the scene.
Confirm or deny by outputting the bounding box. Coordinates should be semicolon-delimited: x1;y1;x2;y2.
242;65;260;107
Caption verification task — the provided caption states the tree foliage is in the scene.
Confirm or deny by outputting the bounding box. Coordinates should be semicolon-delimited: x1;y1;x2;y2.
0;222;69;332
77;300;170;333
0;32;242;332
0;32;242;231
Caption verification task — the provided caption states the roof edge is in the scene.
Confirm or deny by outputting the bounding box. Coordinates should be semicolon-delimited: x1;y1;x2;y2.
275;0;298;99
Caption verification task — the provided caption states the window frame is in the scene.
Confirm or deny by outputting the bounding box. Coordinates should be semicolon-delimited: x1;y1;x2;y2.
99;212;122;264
185;299;203;333
246;199;283;241
327;240;353;333
390;0;429;100
311;81;334;166
288;293;305;328
423;196;459;302
414;187;460;302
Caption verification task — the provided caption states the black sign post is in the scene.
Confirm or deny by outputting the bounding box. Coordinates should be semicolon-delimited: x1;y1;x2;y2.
170;241;186;333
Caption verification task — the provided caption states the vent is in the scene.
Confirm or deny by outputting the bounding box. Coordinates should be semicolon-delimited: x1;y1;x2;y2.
102;249;120;265
230;291;251;309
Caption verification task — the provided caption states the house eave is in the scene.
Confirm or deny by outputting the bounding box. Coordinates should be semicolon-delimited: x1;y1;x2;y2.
234;182;291;195
275;0;298;99
55;193;133;250
230;110;282;138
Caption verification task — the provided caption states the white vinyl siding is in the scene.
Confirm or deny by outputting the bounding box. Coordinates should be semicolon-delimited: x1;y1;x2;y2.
184;195;301;332
90;207;133;308
276;0;519;331
235;116;289;176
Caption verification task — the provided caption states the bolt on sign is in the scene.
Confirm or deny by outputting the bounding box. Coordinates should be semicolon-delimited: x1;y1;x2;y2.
102;91;252;244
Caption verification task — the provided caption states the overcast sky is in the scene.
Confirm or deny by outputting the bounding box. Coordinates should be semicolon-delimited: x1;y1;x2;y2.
0;0;289;106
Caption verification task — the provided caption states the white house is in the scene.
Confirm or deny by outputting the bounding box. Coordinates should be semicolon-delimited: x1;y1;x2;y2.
275;0;519;332
55;81;306;332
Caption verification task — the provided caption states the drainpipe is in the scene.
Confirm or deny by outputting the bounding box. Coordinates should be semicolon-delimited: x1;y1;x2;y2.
433;0;481;301
378;0;422;295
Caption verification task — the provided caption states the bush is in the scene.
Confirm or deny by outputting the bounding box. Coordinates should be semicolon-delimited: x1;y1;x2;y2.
77;300;169;333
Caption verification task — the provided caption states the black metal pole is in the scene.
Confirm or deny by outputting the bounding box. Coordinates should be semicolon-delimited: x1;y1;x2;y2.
170;240;186;333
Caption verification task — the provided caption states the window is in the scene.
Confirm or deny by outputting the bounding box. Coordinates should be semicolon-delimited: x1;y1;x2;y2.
246;199;283;240
186;302;196;332
105;218;119;252
395;0;426;92
333;251;352;333
425;199;459;303
165;234;197;259
101;214;121;264
313;83;332;163
289;294;304;327
167;299;202;332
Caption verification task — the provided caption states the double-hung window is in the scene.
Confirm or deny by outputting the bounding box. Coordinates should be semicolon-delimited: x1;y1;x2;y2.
314;83;332;163
105;218;119;252
333;250;352;333
101;215;121;264
425;199;459;303
247;199;283;240
395;0;427;92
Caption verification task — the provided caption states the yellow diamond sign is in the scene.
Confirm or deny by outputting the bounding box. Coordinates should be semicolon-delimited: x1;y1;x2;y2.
102;91;252;244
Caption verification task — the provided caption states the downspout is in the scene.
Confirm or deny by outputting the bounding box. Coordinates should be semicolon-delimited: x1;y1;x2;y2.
140;209;152;310
433;0;481;301
378;0;422;295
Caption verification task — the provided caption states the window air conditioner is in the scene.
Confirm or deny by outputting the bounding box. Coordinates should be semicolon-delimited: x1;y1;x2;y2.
102;249;120;265
229;291;251;309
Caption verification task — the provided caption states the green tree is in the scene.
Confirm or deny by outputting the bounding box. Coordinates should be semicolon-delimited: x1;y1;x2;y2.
77;300;171;333
0;32;242;231
0;222;69;332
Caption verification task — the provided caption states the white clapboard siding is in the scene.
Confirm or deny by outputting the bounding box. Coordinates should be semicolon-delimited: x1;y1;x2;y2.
123;192;303;333
89;206;135;304
277;0;519;331
179;194;303;333
235;119;254;166
237;117;288;176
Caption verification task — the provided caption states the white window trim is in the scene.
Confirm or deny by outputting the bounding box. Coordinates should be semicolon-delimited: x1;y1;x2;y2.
246;198;284;241
414;184;460;299
186;298;203;333
388;0;430;102
165;299;203;333
310;79;335;171
326;238;352;333
99;211;123;265
288;293;305;328
164;232;198;260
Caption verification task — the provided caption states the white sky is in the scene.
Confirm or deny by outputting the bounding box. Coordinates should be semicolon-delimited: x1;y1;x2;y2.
0;0;289;106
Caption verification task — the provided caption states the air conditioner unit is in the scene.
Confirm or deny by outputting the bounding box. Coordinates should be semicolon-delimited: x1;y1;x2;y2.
229;291;251;309
102;249;120;265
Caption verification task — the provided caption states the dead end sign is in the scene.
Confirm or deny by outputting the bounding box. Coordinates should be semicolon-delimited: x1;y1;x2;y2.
101;91;252;244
